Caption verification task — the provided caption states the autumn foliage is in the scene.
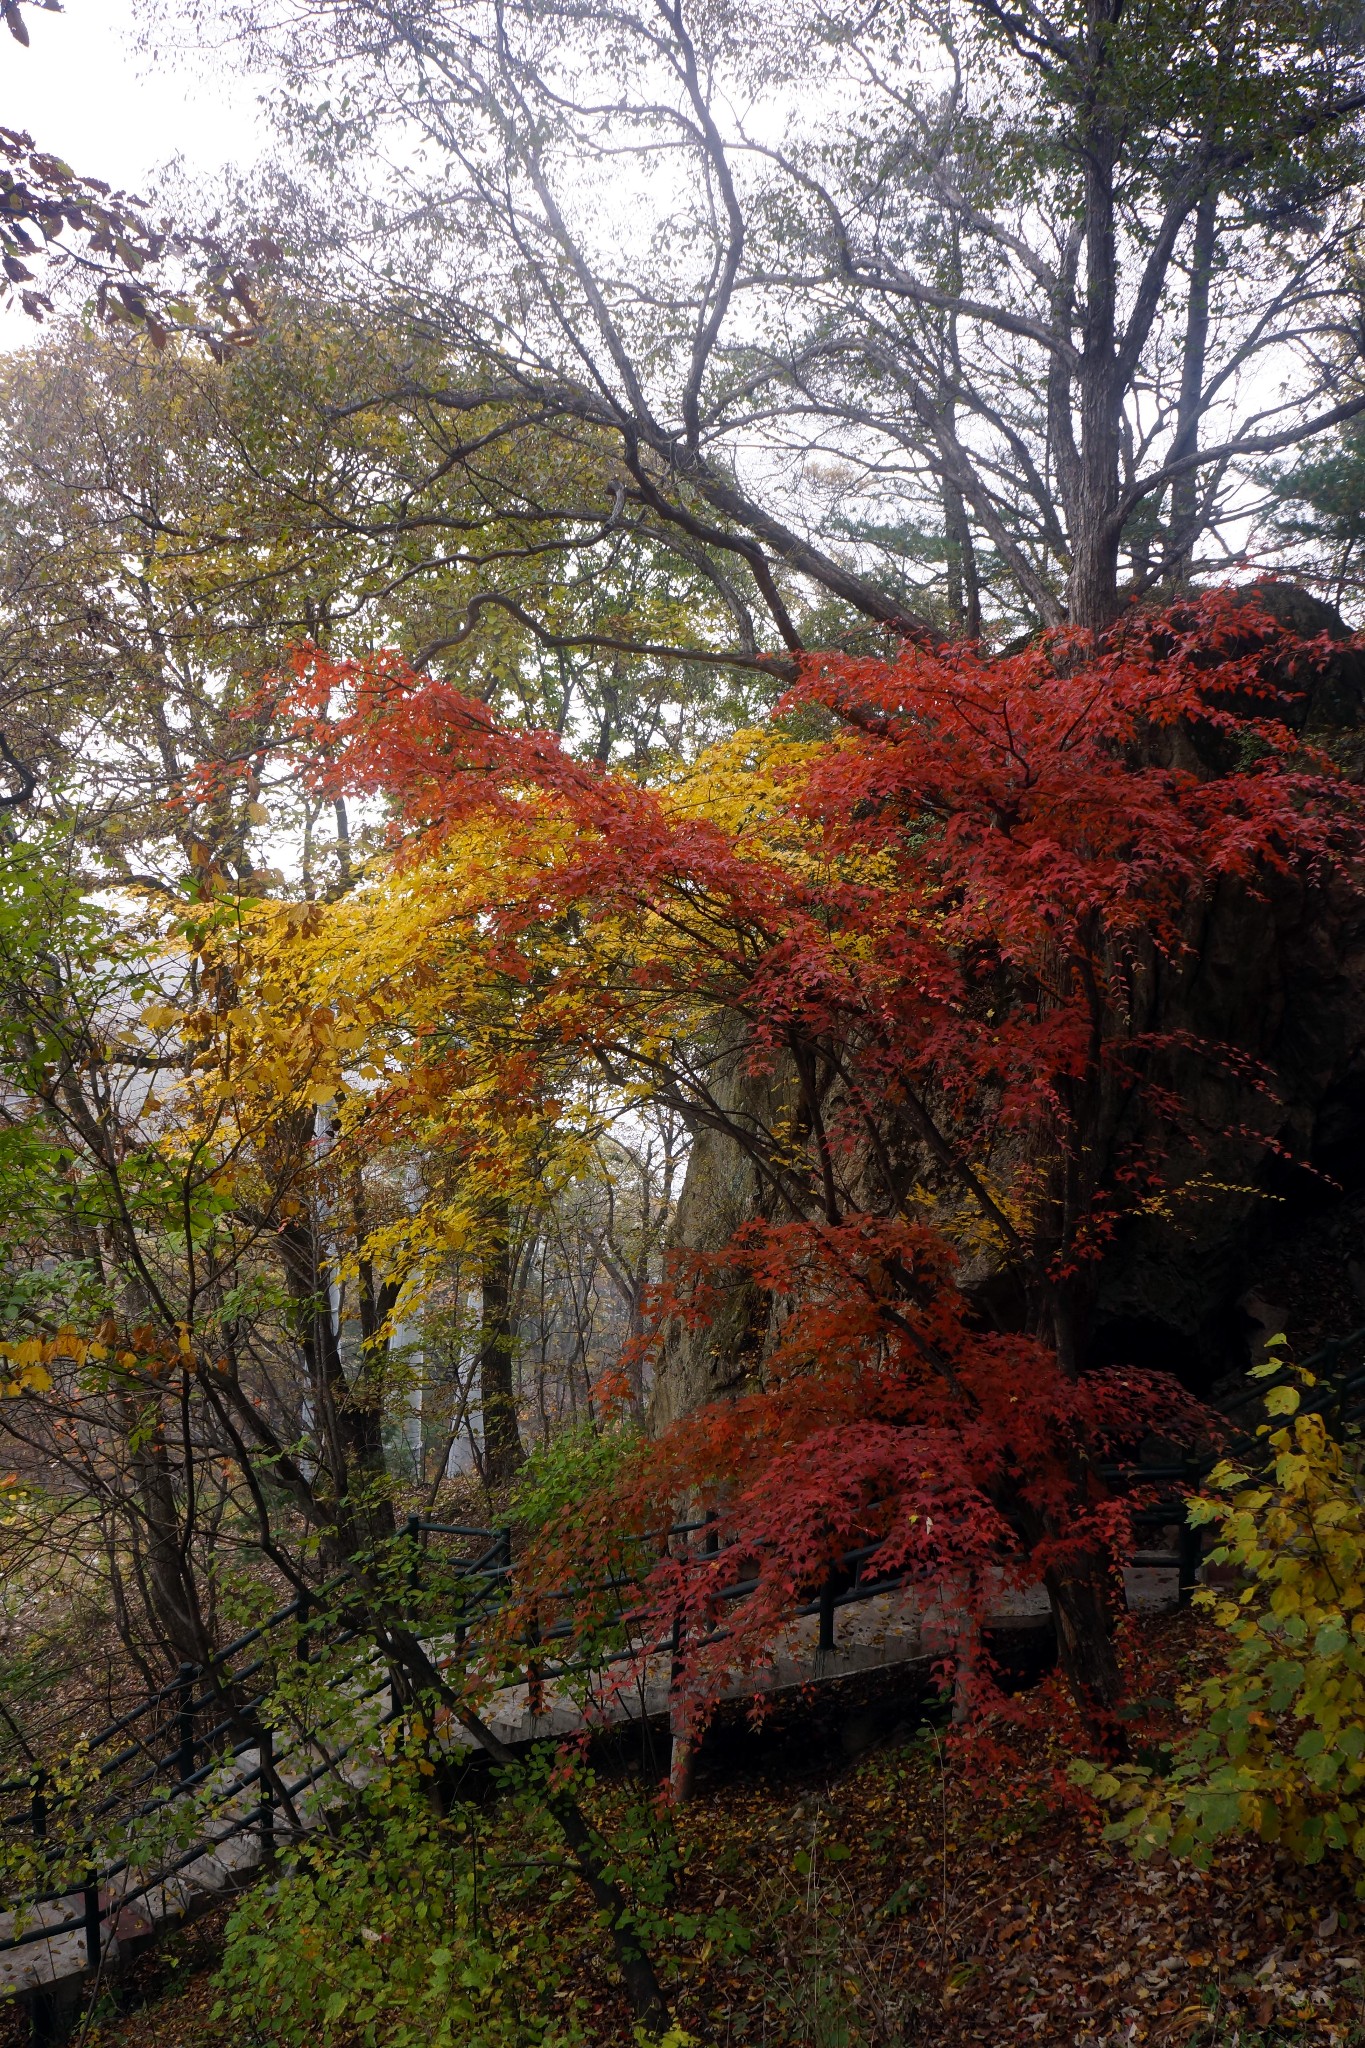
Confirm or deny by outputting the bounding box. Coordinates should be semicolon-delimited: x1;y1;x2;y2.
285;592;1364;1743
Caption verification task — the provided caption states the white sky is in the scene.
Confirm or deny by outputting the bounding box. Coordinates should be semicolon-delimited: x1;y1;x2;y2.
0;0;262;197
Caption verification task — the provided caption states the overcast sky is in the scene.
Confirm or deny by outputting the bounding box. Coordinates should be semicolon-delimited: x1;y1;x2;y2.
0;0;263;197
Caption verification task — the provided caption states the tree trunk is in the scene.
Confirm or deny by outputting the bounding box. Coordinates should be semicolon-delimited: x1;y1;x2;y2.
1044;1562;1129;1758
352;1161;401;1529
117;1268;205;1668
478;1203;525;1487
1070;0;1123;632
127;1412;205;1668
1070;514;1122;632
1167;189;1219;584
280;1211;394;1556
943;477;982;640
938;294;983;641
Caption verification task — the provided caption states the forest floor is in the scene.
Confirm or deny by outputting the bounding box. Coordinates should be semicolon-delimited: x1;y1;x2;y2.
2;1609;1360;2048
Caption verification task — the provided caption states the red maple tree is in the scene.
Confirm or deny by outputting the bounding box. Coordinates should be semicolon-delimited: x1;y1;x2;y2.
290;591;1364;1750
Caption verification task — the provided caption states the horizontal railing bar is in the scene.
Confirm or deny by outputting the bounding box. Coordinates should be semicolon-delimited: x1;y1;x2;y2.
417;1524;501;1541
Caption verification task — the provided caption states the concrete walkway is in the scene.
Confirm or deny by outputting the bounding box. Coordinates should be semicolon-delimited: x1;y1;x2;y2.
0;1559;1179;2016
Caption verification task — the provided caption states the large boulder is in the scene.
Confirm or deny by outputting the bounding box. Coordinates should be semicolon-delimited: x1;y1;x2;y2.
649;586;1365;1427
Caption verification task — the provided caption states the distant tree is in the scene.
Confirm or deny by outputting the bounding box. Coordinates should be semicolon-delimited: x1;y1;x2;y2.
222;0;1365;652
1262;417;1365;618
0;310;771;843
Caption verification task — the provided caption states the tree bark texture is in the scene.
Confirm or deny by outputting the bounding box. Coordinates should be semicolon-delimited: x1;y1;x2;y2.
1168;190;1219;582
478;1204;525;1487
1070;0;1124;630
279;1212;395;1555
1044;1564;1129;1757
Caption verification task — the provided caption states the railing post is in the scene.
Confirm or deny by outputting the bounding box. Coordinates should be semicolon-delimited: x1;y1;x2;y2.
258;1724;275;1864
1178;1514;1203;1609
405;1512;421;1597
82;1874;101;1974
175;1662;197;1785
818;1574;837;1659
526;1603;544;1718
669;1603;694;1803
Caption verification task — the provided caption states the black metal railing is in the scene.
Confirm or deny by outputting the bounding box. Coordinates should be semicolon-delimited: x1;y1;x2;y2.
0;1519;508;1968
2;1319;1361;1989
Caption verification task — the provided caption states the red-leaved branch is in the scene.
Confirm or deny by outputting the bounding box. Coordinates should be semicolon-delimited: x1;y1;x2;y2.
284;589;1364;1750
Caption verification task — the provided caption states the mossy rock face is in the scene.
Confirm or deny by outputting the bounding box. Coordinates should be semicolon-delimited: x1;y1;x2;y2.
1231;582;1365;741
651;586;1365;1421
1162;581;1365;765
1183;581;1365;740
1008;583;1365;736
648;1027;797;1434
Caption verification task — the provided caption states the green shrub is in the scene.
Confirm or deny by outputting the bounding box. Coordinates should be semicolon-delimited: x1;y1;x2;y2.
512;1418;643;1537
214;1740;581;2048
1076;1353;1365;1877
